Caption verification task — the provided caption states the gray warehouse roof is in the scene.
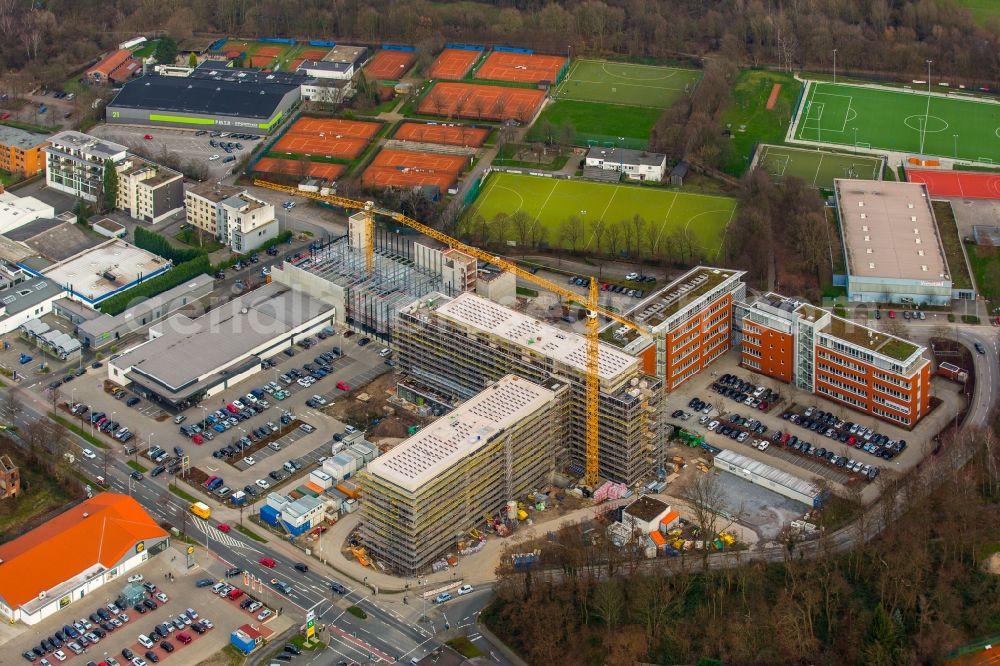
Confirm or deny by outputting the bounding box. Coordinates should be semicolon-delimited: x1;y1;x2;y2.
715;448;820;499
586;146;666;167
108;75;299;119
0;125;49;150
0;277;63;316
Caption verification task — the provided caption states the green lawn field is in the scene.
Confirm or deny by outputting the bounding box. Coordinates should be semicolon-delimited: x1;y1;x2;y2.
950;0;1000;25
721;70;803;176
554;59;700;108
755;144;883;189
527;100;661;149
793;81;1000;163
467;172;737;256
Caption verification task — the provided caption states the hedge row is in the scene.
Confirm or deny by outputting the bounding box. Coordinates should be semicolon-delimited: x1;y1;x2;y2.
134;226;205;264
99;254;211;315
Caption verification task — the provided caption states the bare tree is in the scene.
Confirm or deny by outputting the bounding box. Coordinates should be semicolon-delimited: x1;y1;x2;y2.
680;471;728;567
590;579;624;634
559;215;585;253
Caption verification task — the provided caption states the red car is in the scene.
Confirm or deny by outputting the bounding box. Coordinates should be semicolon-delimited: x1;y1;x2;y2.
176;633;192;644
888;310;895;319
336;381;350;391
259;557;276;568
218;523;231;533
226;403;238;414
143;134;153;140
227;588;243;600
203;475;218;488
192;434;204;445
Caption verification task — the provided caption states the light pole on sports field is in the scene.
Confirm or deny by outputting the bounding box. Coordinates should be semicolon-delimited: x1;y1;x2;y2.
923;59;933;156
954;134;958;159
832;49;837;84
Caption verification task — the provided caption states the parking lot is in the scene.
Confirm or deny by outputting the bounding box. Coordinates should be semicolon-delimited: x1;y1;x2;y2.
661;350;963;494
88;125;255;179
11;547;272;666
59;326;389;502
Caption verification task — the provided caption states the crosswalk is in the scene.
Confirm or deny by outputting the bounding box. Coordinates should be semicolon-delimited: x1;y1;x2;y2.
189;516;260;551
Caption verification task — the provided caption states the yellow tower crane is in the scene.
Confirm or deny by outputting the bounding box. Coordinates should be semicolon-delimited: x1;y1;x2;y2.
254;179;654;487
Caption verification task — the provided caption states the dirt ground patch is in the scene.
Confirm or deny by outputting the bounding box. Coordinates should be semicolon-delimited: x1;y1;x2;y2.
324;373;435;444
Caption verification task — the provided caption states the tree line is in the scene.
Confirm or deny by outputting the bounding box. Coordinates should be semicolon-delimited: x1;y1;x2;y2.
4;1;1000;91
483;424;1000;665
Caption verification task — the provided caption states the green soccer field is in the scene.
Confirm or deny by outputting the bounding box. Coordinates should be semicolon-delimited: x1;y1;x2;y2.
555;60;700;108
793;81;1000;163
467;172;737;256
755;144;884;189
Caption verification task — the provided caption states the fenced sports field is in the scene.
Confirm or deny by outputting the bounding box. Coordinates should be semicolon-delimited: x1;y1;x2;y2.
272;117;381;159
417;82;546;122
254;158;346;181
554;59;700;108
475;51;567;83
793;81;1000;164
467;172;736;256
361;148;469;190
394;122;489;147
364;49;417;80
754;143;884;189
428;48;481;79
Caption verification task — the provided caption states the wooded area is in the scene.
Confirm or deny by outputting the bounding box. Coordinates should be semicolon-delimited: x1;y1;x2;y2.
484;425;1000;665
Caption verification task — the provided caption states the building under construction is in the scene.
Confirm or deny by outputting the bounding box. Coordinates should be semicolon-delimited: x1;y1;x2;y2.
360;374;569;574
394;291;662;486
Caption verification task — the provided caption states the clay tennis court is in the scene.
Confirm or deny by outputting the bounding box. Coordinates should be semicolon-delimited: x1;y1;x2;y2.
288;58;305;71
475;51;567;83
365;49;417;80
428;48;481;79
394;122;488;147
255;45;283;57
906;168;1000;199
417;82;545;122
254;157;346;180
273;117;381;159
362;148;468;190
250;55;274;69
300;48;329;60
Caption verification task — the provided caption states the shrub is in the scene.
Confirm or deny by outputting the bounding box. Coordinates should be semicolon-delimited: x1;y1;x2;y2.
134;226;205;263
99;255;211;315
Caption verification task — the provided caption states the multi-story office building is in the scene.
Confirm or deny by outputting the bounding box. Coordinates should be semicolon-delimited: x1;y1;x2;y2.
739;292;931;427
361;374;568;574
184;181;243;239
0;126;49;176
394;291;661;485
43;131;128;202
115;156;184;224
606;266;746;391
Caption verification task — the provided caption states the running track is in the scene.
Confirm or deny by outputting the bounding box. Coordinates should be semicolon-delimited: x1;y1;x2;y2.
906;168;1000;199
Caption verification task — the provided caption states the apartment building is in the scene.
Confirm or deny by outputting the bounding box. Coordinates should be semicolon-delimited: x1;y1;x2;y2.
115;156;184;224
0;126;49;176
739;292;931;427
43;131;128;202
394;291;661;485
607;266;746;391
360;374;568;574
184;181;243;238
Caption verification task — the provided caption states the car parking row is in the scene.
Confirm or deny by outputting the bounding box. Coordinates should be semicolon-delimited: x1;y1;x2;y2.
710;372;780;412
65;403;137;445
567;274;654;299
200;578;278;624
781;405;906;463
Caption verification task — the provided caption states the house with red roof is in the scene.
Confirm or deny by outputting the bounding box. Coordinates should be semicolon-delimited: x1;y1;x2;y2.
0;492;168;625
86;49;140;85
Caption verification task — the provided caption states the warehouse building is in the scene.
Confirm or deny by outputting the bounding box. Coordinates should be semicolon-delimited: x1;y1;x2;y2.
738;292;931;427
108;271;336;408
394;291;662;485
361;374;569;574
0;493;168;625
713;449;823;507
604;266;746;391
106;74;300;133
834;179;969;304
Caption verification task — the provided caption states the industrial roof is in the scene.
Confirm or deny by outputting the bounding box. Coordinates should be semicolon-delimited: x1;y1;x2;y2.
186;181;244;203
115;281;333;395
39;239;169;303
0;191;54;232
0;493;166;610
367;375;558;493
0;276;63;317
0;125;49;151
192;61;311;87
78;274;214;338
715;449;821;501
46;131;127;161
434;291;637;381
108;75;298;119
835;179;949;282
623;495;670;522
624;266;744;331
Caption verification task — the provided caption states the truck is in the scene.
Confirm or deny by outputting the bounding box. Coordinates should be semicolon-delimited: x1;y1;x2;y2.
190;502;211;520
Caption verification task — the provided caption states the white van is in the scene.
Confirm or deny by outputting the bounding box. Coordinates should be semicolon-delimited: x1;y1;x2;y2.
138;634;154;648
378;348;392;358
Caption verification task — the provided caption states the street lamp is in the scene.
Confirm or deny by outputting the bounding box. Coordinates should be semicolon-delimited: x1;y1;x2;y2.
953;134;958;159
833;49;838;84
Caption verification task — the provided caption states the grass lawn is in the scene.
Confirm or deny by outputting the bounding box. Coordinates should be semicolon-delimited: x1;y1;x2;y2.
127;460;148;473
346;606;367;619
794;80;1000;163
131;40;159;59
721;70;803;176
493;142;571;170
966;243;1000;304
0;446;74;538
50;413;107;449
235;523;268;543
527;100;661;149
950;0;1000;25
554;59;700;108
467;172;737;257
0;169;17;186
175;228;225;253
446;636;485;659
754;143;883;188
931;201;974;290
169;483;197;503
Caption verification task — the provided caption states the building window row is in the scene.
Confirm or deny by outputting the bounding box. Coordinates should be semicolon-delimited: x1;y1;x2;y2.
872;369;911;389
743;358;761;370
872;394;910;415
817;373;869;398
817;349;868;375
816;361;867;386
872;382;911;401
743;345;761;358
872;406;911;424
816;384;866;409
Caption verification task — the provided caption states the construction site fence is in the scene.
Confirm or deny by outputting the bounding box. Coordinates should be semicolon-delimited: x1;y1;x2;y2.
382;43;416;52
444;43;484;52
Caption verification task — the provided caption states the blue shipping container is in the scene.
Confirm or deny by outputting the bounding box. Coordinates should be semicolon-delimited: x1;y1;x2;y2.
259;504;281;526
